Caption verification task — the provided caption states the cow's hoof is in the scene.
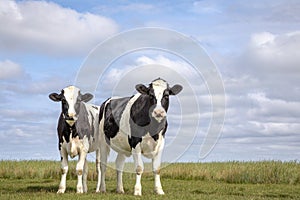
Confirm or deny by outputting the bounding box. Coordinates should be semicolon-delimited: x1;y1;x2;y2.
134;191;142;196
134;186;142;196
154;187;165;195
77;186;84;194
57;187;65;194
83;186;88;193
98;185;106;193
116;188;125;194
96;189;106;193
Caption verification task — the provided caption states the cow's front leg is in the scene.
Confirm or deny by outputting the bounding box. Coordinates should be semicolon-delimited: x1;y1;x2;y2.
76;151;87;193
116;153;126;194
57;148;68;193
132;145;144;196
152;138;165;195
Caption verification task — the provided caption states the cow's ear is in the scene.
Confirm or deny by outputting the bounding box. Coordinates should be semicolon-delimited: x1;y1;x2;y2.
135;84;149;95
49;93;61;102
81;93;93;102
169;84;183;95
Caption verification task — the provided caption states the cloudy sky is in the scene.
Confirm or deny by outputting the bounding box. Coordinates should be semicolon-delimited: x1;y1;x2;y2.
1;0;300;162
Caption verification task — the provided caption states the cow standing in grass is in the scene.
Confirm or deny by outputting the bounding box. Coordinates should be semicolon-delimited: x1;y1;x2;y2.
49;86;101;193
98;78;183;195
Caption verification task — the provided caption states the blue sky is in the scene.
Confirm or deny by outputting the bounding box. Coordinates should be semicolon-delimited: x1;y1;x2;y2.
1;0;300;162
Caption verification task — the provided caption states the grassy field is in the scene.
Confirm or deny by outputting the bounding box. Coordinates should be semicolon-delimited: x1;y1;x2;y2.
0;160;300;199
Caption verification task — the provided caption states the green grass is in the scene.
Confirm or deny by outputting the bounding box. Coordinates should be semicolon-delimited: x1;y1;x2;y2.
0;160;300;199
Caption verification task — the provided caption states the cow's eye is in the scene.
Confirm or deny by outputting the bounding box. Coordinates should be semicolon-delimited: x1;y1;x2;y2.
163;94;169;99
149;94;155;100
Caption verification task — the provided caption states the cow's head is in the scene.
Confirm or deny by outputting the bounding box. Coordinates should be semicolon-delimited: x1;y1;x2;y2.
135;78;183;123
49;86;93;126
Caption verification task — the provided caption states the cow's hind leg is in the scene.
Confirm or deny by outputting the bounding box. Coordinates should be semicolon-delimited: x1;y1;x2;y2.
57;148;68;193
95;149;101;193
116;153;126;194
100;144;110;193
82;158;88;193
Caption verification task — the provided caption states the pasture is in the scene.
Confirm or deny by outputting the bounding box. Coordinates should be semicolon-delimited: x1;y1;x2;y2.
1;160;300;199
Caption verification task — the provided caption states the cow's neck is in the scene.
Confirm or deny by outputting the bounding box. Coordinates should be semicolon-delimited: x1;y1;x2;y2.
64;120;78;137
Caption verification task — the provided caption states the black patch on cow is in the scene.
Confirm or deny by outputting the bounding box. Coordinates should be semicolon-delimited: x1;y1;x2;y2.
57;113;78;150
60;91;70;119
103;97;132;143
161;89;170;112
129;118;167;149
130;94;152;127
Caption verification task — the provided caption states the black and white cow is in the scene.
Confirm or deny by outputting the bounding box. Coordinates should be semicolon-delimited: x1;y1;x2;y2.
98;78;182;195
49;86;101;193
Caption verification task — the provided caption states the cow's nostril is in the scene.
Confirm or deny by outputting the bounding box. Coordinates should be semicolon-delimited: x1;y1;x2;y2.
154;110;165;118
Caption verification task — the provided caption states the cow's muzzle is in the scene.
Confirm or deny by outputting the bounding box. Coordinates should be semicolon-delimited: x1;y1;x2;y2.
152;107;167;123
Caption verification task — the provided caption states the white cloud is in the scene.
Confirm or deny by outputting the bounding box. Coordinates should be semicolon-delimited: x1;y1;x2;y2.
250;32;275;47
0;0;118;56
247;92;300;122
227;30;300;101
14;128;32;138
115;3;155;12
95;3;155;14
248;31;300;73
0;60;24;80
248;121;300;136
192;1;222;14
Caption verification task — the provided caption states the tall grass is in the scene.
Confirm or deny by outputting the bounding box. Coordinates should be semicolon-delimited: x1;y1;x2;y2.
164;161;300;184
0;160;299;184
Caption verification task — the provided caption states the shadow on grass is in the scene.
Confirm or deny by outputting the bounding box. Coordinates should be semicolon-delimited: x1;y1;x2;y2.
18;185;132;195
17;185;69;193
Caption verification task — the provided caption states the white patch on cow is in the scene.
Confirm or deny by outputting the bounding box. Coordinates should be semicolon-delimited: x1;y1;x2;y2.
61;135;91;158
152;79;168;106
151;79;168;122
120;94;141;138
63;86;80;120
109;94;141;156
140;131;164;159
